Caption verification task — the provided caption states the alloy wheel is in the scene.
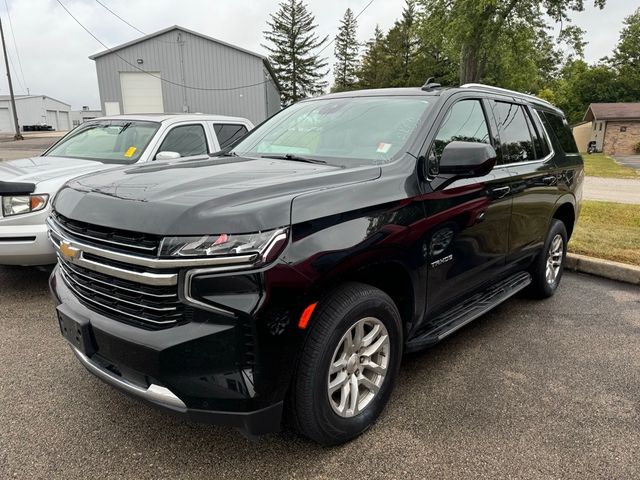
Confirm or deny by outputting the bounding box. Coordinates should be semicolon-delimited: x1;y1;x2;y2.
545;234;564;285
327;317;390;418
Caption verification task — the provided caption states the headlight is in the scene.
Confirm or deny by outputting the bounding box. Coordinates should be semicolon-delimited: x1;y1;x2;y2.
159;228;288;263
1;194;49;217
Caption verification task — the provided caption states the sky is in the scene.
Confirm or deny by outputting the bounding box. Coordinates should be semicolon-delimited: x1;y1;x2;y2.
0;0;635;110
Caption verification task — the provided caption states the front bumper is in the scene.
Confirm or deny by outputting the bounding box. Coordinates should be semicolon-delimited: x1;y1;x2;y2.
50;266;287;436
0;222;56;265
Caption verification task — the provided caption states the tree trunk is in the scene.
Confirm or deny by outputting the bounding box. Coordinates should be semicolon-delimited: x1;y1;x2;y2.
459;43;482;84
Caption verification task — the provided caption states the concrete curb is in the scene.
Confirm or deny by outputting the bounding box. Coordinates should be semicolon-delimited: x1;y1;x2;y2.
566;253;640;285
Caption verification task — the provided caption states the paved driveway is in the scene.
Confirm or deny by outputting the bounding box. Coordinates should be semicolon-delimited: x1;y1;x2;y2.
583;176;640;204
615;155;640;170
1;267;639;479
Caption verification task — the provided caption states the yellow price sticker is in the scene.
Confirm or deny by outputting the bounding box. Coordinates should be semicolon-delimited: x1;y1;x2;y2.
124;146;137;158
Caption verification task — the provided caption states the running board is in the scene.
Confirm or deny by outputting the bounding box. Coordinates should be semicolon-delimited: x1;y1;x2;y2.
406;271;532;353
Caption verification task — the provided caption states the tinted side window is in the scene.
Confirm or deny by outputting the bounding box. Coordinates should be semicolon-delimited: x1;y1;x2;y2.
538;111;579;154
158;124;208;157
214;123;249;149
429;99;490;175
494;102;535;164
524;108;550;159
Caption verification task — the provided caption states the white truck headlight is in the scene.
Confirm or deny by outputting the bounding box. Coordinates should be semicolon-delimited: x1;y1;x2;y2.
1;194;49;217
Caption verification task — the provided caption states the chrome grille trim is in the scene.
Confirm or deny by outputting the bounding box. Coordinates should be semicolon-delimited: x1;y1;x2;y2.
58;268;180;325
49;232;178;286
59;262;180;313
59;259;177;299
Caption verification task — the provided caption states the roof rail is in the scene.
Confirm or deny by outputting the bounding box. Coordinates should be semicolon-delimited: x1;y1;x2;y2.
460;83;553;107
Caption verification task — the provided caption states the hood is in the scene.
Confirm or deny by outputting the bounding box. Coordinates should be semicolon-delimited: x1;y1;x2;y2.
0;156;115;185
54;156;381;235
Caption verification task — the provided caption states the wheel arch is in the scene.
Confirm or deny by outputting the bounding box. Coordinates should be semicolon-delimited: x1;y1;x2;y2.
552;198;576;240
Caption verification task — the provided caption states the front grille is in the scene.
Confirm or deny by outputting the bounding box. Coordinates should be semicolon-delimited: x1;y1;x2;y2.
58;258;185;329
51;212;161;256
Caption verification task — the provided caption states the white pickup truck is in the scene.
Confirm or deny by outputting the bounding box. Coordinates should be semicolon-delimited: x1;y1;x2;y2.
0;114;253;266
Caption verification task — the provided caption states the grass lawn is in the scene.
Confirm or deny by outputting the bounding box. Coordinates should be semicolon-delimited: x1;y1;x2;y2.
569;200;640;266
582;153;640;179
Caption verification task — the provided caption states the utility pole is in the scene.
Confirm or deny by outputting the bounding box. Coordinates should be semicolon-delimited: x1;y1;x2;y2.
0;18;23;140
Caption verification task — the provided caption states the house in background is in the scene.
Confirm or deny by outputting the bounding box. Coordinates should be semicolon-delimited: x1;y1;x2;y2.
583;103;640;155
571;121;591;152
0;95;71;132
89;25;281;124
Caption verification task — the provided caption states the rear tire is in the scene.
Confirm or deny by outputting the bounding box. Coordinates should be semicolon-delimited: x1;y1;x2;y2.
289;282;402;445
528;219;568;298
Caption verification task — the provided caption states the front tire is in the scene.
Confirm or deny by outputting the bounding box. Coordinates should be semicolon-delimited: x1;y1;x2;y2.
289;282;402;445
528;219;568;298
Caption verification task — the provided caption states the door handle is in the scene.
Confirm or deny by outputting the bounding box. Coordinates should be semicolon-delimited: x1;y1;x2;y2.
491;186;510;199
542;175;557;185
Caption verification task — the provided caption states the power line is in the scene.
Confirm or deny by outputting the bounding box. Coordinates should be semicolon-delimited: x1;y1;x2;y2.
92;0;180;45
93;0;145;36
3;0;27;92
55;0;271;92
316;0;376;56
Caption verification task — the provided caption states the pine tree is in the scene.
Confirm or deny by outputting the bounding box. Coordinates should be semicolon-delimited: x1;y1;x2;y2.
385;0;420;87
263;0;328;105
357;25;391;89
332;8;360;92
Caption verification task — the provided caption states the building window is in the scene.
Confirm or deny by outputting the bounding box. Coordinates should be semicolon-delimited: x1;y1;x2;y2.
620;126;627;132
599;122;603;131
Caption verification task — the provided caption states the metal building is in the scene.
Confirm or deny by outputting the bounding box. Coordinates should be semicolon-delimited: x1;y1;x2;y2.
0;95;71;132
90;25;282;124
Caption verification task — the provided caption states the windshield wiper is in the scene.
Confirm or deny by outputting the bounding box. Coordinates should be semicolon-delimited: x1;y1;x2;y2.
260;153;327;165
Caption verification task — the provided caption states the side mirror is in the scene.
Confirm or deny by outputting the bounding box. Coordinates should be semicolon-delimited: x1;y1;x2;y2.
439;141;497;178
155;151;181;161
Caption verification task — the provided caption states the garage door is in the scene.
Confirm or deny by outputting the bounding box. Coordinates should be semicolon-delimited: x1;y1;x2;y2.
0;108;11;132
46;110;58;130
58;111;70;131
120;72;164;114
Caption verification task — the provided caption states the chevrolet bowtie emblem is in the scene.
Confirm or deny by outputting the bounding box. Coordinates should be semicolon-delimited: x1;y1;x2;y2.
59;241;80;260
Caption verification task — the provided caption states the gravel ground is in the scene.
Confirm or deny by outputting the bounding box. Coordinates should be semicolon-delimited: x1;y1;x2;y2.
0;268;638;479
0;133;63;161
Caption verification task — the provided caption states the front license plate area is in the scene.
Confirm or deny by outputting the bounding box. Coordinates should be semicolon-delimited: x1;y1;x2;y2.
58;310;95;356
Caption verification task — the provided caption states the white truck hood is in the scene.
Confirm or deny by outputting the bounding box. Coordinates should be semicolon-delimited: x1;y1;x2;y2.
0;156;117;184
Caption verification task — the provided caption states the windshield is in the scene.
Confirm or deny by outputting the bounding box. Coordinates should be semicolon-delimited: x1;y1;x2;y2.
231;96;432;165
45;120;160;164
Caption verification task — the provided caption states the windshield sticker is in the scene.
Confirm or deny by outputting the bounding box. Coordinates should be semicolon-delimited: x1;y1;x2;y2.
377;143;392;154
124;146;137;158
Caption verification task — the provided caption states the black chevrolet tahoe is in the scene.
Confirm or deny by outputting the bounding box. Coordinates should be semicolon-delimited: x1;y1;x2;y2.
48;83;583;445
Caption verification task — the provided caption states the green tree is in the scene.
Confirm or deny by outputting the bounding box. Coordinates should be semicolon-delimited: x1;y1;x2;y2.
332;8;360;92
356;25;391;89
610;7;640;68
385;0;420;86
608;8;640;102
263;0;328;105
417;0;606;84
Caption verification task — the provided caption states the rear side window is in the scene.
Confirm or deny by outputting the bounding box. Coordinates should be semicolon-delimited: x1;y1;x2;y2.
538;111;579;154
494;102;536;164
158;124;208;157
214;123;249;149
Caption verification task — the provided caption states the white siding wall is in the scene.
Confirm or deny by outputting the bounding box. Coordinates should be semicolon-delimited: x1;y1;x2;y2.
94;29;281;124
0;96;71;131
